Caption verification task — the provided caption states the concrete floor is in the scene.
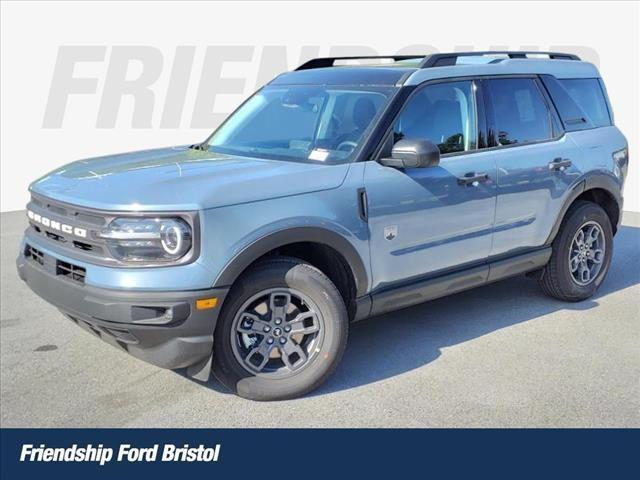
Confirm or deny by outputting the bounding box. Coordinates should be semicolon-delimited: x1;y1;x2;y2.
1;210;639;427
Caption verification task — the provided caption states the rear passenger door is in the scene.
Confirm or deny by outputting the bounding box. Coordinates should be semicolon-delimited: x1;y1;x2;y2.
484;76;577;257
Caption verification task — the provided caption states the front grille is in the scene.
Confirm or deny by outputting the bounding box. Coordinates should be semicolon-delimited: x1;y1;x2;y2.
56;260;86;284
27;194;109;261
30;195;105;226
73;240;94;251
25;244;45;266
46;231;65;242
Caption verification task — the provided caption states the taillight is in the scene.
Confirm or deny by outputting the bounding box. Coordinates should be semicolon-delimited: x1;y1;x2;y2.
612;147;628;184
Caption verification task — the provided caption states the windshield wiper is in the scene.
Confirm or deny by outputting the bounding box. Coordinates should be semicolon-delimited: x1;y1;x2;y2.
189;142;209;151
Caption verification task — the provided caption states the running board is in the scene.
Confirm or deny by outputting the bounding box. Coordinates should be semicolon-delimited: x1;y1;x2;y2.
370;248;551;317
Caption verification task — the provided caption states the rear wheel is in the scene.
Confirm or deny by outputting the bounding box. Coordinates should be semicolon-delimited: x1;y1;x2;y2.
213;256;348;400
538;201;613;301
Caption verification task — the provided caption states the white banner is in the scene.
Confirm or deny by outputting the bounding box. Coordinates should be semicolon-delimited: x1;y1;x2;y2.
1;0;638;212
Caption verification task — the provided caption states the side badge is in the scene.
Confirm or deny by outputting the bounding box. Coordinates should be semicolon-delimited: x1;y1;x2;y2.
384;225;398;241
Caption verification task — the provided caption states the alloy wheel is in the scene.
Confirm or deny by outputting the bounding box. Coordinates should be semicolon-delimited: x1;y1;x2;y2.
230;288;324;378
568;220;606;286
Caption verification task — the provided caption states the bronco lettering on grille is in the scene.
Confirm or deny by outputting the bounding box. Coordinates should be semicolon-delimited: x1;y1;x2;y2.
27;209;87;238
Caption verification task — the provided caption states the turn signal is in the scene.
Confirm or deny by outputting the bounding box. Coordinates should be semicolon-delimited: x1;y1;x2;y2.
196;297;218;310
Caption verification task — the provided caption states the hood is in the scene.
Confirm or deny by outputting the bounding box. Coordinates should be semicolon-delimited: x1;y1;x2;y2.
30;146;350;211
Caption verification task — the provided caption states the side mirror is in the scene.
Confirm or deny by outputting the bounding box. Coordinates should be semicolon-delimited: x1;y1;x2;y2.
380;139;440;169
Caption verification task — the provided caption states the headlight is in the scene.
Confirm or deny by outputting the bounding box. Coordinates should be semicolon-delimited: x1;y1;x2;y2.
98;217;192;263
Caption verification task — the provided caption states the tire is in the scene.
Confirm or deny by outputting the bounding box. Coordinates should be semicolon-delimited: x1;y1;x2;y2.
212;256;348;401
538;201;613;301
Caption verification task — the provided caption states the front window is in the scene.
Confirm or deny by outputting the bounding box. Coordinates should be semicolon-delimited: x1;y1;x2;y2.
392;80;478;154
207;85;395;164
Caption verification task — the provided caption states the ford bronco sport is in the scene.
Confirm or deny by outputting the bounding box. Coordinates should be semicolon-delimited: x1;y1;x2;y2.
17;52;629;400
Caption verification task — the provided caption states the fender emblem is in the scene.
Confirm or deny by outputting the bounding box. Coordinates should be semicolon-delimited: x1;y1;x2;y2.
384;225;398;241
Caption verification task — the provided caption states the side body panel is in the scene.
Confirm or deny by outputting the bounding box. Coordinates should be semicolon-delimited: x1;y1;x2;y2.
490;135;579;256
492;127;627;256
364;151;497;292
567;126;628;193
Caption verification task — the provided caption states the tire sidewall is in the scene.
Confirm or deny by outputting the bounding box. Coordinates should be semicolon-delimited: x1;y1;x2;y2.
213;259;348;401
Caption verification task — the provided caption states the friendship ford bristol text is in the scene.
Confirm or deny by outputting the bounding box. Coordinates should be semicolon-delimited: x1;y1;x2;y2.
20;443;222;465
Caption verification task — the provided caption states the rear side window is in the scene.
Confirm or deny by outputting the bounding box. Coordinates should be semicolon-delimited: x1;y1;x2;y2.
560;79;611;127
486;78;552;146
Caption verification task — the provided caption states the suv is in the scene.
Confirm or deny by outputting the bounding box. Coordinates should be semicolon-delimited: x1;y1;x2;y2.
17;52;629;400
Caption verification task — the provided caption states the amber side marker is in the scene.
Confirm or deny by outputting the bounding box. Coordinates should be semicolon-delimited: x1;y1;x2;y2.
196;297;218;310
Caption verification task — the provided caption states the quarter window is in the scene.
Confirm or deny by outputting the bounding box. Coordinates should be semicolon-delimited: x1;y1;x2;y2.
487;78;552;145
393;81;477;154
560;79;611;127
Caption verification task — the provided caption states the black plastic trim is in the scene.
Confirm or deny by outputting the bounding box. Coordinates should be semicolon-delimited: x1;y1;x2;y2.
475;79;489;149
214;227;369;297
545;172;623;244
353;295;372;322
486;248;552;283
17;254;227;369
371;265;489;316
357;188;368;222
370;247;551;317
534;76;565;138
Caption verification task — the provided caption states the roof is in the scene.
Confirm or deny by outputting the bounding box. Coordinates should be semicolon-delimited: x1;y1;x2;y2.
270;66;416;87
269;52;601;87
403;58;600;85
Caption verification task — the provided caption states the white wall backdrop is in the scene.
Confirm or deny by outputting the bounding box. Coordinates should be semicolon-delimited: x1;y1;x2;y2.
1;1;639;212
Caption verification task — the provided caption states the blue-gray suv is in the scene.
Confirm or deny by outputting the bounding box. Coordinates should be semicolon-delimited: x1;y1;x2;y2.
17;52;629;400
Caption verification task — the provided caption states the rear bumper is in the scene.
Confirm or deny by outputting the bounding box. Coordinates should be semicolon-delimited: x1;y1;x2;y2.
17;248;228;370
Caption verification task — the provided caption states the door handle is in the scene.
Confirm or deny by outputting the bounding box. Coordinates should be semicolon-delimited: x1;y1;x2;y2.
548;157;572;171
457;172;489;187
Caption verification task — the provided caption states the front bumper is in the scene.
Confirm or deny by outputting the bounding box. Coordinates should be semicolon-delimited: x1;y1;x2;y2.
17;247;228;370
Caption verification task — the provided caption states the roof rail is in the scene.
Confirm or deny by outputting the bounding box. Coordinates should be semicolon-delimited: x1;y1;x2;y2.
294;51;581;71
295;55;424;70
419;51;580;68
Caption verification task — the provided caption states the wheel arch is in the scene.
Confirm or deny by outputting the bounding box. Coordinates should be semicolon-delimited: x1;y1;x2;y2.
213;227;369;300
547;173;623;244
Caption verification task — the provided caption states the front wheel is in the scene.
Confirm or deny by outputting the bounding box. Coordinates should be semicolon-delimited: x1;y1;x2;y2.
212;256;348;401
538;201;613;301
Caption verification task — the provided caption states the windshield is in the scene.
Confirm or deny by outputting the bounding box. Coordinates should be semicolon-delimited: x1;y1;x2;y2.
206;85;396;164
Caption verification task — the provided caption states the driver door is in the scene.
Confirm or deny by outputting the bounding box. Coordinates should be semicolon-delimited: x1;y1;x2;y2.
364;80;497;291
